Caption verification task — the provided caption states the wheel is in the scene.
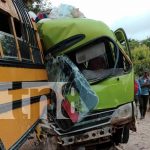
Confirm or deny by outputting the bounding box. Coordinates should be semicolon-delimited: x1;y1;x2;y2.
122;126;129;143
112;126;129;145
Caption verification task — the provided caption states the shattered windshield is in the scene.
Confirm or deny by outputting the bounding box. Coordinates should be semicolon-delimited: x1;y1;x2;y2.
46;56;99;131
76;42;113;82
67;37;126;83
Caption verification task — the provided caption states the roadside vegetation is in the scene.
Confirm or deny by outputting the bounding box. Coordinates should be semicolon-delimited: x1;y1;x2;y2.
129;38;150;76
24;0;51;13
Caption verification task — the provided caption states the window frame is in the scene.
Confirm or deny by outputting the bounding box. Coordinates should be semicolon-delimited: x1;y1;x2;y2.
67;36;132;83
0;10;44;66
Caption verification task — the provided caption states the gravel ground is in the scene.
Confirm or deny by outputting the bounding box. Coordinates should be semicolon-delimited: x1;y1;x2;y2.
122;111;150;150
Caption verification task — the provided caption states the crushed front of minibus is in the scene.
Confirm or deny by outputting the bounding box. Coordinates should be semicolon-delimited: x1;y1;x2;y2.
38;18;136;149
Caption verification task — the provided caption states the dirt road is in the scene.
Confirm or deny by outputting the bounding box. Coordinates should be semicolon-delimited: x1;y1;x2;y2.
122;111;150;150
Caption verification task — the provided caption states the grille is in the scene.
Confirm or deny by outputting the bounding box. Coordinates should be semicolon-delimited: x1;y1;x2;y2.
51;109;115;136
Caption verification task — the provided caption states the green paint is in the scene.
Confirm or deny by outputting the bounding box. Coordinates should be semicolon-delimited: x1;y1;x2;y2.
38;18;134;110
38;18;116;52
92;71;134;110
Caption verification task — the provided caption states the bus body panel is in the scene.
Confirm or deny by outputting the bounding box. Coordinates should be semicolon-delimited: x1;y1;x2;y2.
0;0;50;148
0;67;47;82
92;71;134;110
0;67;50;149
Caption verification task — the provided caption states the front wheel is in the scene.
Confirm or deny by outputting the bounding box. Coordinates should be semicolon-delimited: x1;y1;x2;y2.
112;126;129;145
122;126;129;143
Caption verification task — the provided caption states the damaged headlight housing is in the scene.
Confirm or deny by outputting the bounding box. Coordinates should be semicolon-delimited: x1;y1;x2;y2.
111;103;133;125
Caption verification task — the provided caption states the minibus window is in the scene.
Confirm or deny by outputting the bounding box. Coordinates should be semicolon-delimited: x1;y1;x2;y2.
118;51;131;72
68;38;129;82
74;41;116;81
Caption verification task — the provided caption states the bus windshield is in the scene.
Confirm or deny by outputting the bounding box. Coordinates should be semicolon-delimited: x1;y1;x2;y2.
68;37;131;83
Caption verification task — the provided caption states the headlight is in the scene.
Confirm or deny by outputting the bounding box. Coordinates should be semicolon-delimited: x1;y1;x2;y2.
111;103;133;125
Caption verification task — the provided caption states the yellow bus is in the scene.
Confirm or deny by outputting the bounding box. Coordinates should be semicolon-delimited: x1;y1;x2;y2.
0;0;50;149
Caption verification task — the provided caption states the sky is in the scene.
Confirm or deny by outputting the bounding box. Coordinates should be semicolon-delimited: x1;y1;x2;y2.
49;0;150;40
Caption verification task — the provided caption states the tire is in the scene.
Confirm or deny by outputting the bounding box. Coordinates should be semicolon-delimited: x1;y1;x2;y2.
112;128;122;145
112;126;129;145
122;126;129;143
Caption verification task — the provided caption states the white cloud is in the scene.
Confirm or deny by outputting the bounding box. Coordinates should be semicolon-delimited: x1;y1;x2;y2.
111;11;150;40
50;0;150;40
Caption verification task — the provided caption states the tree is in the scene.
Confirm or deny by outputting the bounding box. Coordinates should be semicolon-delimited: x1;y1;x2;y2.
128;38;140;50
23;0;35;7
141;37;150;49
131;44;150;76
24;0;51;13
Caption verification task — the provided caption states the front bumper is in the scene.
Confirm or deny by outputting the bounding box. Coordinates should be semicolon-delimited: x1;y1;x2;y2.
60;126;112;146
51;109;114;146
50;103;136;146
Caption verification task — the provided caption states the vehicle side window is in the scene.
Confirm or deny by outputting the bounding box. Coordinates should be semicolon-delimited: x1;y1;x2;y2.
0;10;43;65
14;19;31;61
0;31;18;59
75;42;110;71
68;38;131;82
105;41;116;68
107;41;131;72
18;40;31;61
14;19;43;64
32;48;43;64
118;50;131;72
0;12;18;60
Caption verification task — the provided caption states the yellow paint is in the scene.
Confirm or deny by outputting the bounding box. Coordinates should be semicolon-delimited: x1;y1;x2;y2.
0;67;50;149
0;1;50;148
0;86;50;104
0;100;48;149
0;67;48;82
